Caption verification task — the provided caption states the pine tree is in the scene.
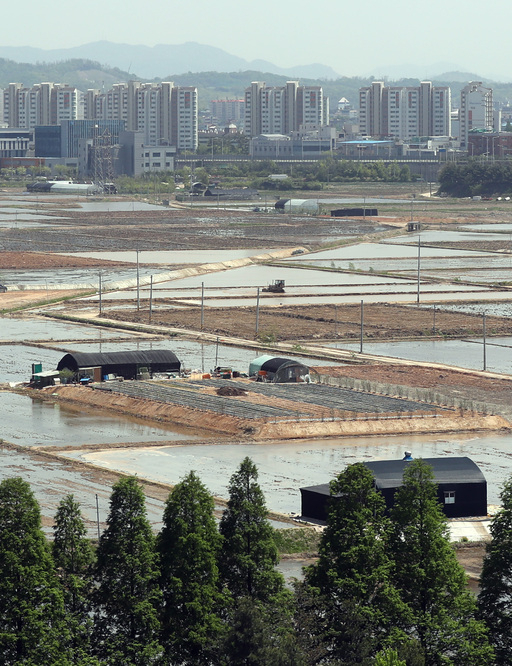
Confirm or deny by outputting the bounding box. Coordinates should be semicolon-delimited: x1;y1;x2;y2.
300;463;402;664
92;476;161;665
222;597;306;666
0;477;71;665
479;476;512;664
390;459;494;666
52;494;95;663
373;648;406;666
158;470;225;664
219;458;299;664
219;457;285;603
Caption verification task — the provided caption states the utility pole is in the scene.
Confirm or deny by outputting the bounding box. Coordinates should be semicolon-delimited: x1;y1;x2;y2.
136;249;140;311
255;287;260;337
360;300;364;353
99;272;102;315
201;281;204;329
416;236;421;304
483;312;487;371
149;275;153;323
95;494;100;540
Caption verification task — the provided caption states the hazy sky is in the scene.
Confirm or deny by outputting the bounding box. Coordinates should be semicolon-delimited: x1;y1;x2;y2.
2;0;511;80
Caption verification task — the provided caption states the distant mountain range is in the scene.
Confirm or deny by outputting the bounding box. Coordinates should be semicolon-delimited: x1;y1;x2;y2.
0;42;511;109
0;41;341;81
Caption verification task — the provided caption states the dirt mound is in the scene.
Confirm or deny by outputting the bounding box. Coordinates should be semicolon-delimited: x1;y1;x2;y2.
216;386;248;397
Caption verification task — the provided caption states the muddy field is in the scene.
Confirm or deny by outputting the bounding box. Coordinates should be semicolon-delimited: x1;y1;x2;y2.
95;302;512;342
0;251;132;270
0;206;393;252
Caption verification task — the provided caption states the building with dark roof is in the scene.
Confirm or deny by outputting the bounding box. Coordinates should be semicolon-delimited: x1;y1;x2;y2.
57;350;180;381
300;457;487;523
249;355;310;383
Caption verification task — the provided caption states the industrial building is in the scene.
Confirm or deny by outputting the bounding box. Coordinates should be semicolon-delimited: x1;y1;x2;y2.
300;457;487;522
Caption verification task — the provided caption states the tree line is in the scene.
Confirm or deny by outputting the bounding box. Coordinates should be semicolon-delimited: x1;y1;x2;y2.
438;161;512;197
1;457;512;665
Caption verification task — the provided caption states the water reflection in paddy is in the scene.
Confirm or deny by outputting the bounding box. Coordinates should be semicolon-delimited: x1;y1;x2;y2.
284;243;489;261
0;316;134;342
0;448;168;536
330;337;512;375
64;431;512;512
0;392;210;448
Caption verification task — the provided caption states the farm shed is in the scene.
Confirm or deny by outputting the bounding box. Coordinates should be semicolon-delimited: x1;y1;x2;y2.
249;355;310;383
275;199;320;214
56;350;181;381
300;457;487;522
330;208;378;217
204;187;259;200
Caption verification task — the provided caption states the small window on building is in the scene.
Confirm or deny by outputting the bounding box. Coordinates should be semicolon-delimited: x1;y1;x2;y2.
444;491;456;504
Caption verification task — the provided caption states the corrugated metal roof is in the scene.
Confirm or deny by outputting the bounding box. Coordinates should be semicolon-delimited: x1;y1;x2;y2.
364;457;485;488
301;458;485;495
57;350;180;371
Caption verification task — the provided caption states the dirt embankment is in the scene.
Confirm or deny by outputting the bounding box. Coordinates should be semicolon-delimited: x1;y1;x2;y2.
28;383;508;441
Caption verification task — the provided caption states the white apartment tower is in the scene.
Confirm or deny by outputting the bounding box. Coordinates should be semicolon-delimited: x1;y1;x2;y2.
3;82;84;129
244;81;326;137
459;82;494;148
359;81;451;140
84;82;197;150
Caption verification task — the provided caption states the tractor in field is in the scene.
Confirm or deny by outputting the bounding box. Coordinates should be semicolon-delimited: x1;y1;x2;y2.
262;279;285;294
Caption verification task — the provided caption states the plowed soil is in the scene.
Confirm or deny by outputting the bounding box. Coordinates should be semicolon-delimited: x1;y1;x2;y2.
96;302;512;342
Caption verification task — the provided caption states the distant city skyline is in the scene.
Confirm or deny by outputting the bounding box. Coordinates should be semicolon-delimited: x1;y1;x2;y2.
2;0;512;82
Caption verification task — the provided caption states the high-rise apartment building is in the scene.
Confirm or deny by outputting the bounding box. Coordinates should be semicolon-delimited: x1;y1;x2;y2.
359;81;451;140
85;82;198;151
3;83;84;129
244;81;326;137
4;80;198;152
210;99;245;125
459;82;494;148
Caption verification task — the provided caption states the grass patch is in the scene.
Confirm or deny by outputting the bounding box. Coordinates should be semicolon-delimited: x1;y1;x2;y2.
273;527;321;555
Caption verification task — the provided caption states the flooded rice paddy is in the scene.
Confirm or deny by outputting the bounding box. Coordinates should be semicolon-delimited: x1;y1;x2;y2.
330;337;512;375
62;431;512;512
0;317;130;342
63;249;282;264
0;391;209;448
3;192;512;530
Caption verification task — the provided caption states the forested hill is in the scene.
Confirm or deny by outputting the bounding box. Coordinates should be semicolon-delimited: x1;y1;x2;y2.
0;58;133;91
1;58;512;110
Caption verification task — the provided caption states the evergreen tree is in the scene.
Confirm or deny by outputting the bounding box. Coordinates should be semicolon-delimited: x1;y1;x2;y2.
219;457;285;603
223;597;306;666
300;463;403;664
0;477;71;665
92;476;161;665
219;459;297;664
390;459;494;666
373;648;406;666
52;494;95;663
479;476;512;664
158;470;225;664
